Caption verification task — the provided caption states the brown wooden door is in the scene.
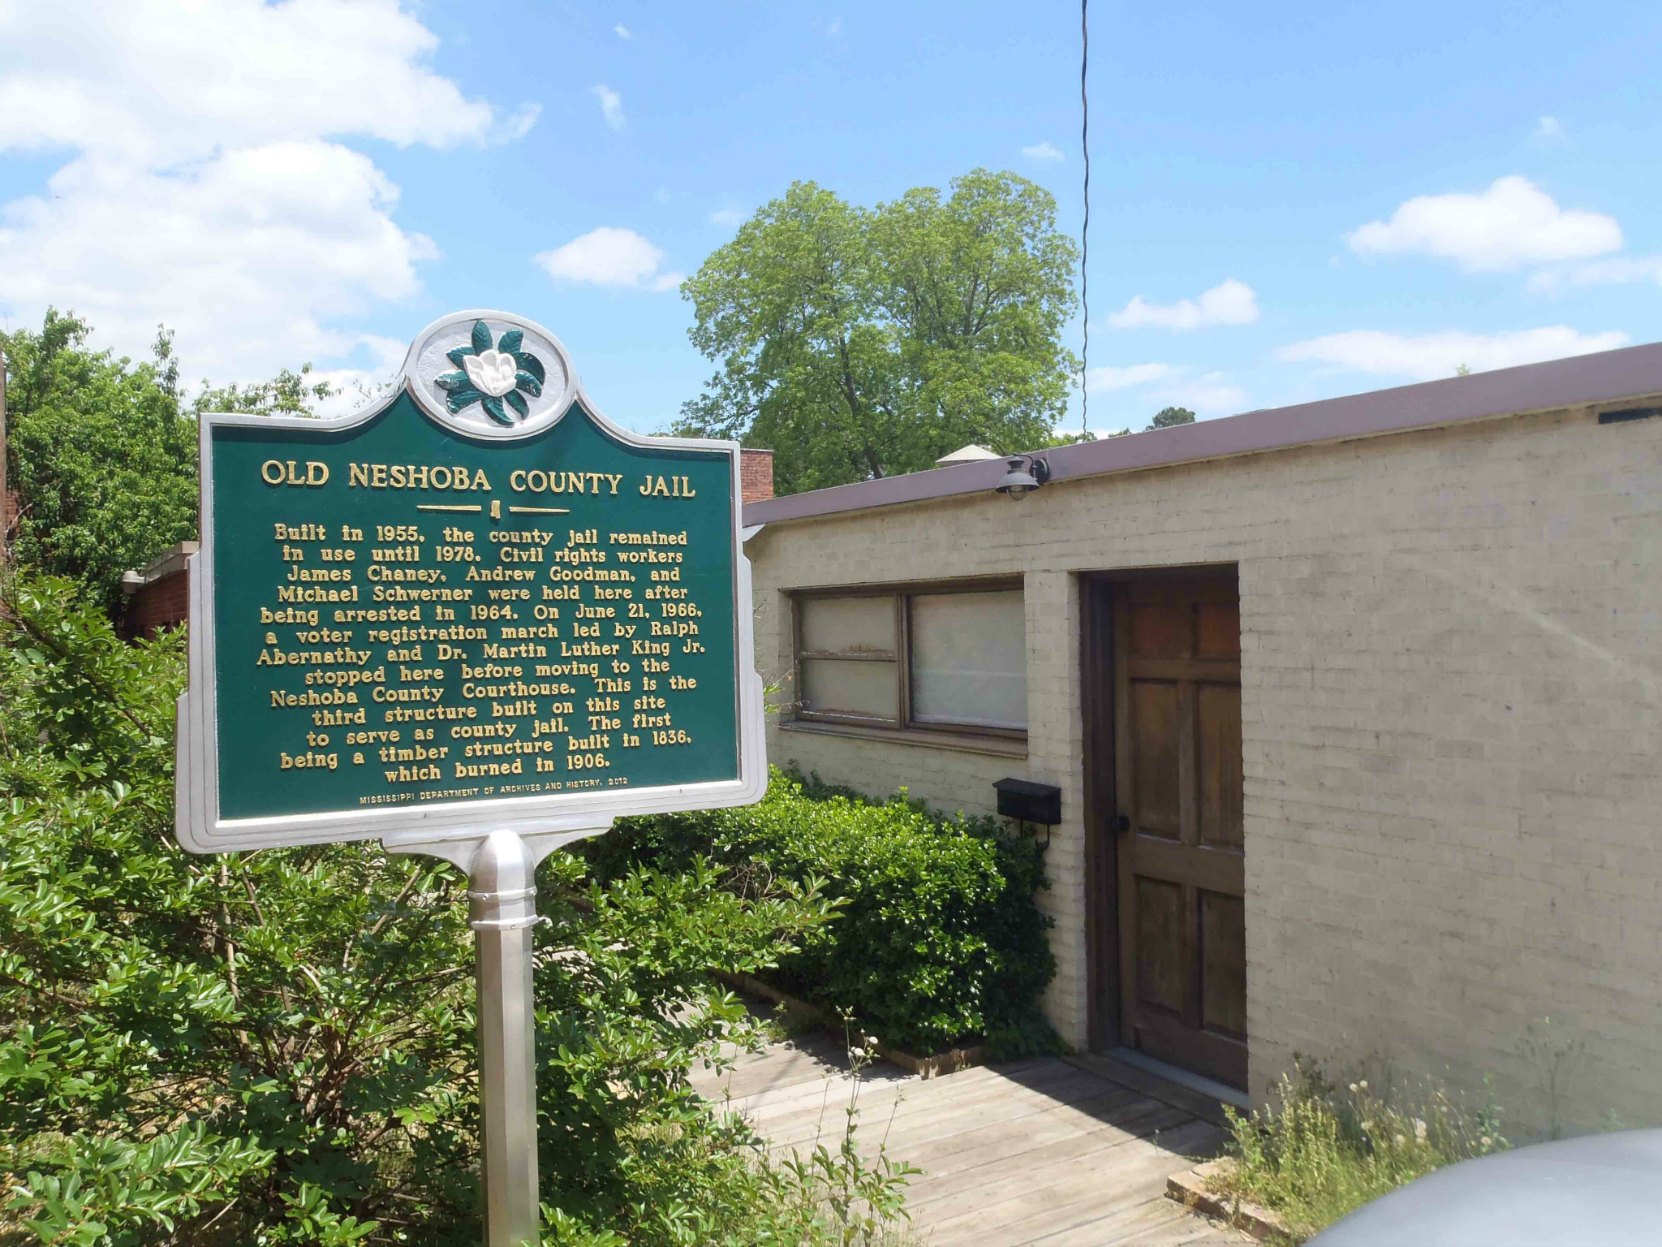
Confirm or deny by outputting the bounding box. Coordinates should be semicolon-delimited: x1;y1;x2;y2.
1113;576;1246;1088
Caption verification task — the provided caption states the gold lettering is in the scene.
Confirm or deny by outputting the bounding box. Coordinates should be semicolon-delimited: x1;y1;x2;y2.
341;463;493;490
261;460;329;486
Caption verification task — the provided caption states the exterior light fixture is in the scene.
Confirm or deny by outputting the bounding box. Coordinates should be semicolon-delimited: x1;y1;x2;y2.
996;454;1051;499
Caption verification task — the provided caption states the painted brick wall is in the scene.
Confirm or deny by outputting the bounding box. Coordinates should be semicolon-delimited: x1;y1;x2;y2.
746;402;1662;1132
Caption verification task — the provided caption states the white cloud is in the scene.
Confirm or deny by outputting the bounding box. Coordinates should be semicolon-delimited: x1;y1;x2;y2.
500;103;543;144
1022;141;1064;162
0;0;526;381
710;206;747;227
307;334;411;417
1107;278;1260;331
614;23;632;39
0;143;438;379
1533;115;1566;144
1347;176;1620;272
1527;254;1662;295
534;227;683;292
1082;362;1245;426
1084;363;1173;392
1082;361;1244;418
591;84;625;130
0;0;510;162
1160;374;1246;415
1280;326;1630;381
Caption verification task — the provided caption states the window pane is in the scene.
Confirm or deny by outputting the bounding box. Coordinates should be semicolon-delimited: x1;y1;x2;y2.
799;658;898;722
800;595;895;658
910;590;1027;729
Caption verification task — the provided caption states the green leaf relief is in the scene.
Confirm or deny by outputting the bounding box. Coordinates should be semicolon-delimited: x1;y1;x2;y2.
497;328;524;356
480;395;512;426
470;320;492;354
515;372;542;398
445;387;483;414
434;372;470;392
446;347;474;368
504;391;529;419
514;352;546;384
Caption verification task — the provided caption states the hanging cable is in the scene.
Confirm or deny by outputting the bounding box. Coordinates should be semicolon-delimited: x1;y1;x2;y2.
1079;0;1091;436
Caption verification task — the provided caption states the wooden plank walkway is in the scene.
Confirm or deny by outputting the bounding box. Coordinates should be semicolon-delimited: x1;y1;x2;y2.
692;1031;1251;1246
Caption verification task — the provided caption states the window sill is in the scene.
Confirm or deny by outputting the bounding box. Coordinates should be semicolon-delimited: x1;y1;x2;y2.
777;718;1028;759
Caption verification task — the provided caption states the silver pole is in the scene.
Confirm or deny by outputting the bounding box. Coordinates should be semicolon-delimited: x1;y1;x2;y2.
389;820;607;1244
468;830;541;1247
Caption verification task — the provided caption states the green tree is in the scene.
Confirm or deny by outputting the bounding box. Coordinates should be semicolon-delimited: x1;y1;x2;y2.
1;311;336;611
3;312;198;613
1033;429;1098;449
189;364;336;418
1147;406;1196;430
678;170;1079;493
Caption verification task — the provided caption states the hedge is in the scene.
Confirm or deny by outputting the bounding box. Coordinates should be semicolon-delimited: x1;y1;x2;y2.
591;769;1059;1058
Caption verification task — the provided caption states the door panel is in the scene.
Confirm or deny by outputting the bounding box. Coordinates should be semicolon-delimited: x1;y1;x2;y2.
1197;602;1241;658
1197;684;1244;850
1113;576;1247;1089
1130;602;1191;657
1134;877;1188;1015
1131;683;1182;836
1200;891;1247;1039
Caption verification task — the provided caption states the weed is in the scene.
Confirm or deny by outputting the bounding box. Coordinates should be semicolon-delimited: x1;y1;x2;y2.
1519;1016;1583;1140
1212;1058;1508;1243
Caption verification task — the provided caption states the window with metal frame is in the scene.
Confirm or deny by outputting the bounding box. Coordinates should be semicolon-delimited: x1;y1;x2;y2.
792;580;1026;740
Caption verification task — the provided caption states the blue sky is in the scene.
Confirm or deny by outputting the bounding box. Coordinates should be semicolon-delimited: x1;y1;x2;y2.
2;0;1660;438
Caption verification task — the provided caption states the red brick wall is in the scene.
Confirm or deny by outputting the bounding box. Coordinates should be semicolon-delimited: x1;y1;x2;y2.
128;569;190;637
740;448;774;504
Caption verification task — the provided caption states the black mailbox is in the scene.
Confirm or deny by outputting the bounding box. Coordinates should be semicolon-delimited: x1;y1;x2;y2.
993;778;1061;826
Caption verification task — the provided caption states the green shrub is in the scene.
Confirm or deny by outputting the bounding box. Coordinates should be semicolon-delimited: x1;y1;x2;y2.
1214;1059;1509;1243
0;572;910;1245
594;771;1059;1059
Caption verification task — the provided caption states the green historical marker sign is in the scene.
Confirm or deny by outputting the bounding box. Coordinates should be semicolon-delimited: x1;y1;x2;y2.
176;310;766;853
177;310;768;1246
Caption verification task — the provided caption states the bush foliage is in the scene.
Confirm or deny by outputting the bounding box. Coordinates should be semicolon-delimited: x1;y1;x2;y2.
592;772;1058;1059
0;573;908;1246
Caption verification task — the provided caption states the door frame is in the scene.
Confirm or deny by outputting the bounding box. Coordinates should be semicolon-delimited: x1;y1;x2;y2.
1079;564;1241;1055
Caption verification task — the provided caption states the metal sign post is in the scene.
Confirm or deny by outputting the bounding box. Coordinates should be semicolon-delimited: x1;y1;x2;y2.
177;311;767;1245
391;823;603;1246
471;831;543;1247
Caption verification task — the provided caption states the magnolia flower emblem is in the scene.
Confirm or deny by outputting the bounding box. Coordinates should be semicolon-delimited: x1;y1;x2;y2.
434;320;545;426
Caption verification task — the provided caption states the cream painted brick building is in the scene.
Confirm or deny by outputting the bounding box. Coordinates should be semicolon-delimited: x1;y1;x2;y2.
742;345;1662;1132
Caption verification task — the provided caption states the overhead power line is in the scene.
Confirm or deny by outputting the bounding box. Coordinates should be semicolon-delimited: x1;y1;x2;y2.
1079;0;1091;436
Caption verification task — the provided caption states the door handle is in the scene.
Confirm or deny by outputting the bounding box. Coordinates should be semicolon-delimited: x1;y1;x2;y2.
1112;814;1131;833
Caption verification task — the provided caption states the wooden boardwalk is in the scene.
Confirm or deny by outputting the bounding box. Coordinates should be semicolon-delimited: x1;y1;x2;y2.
692;1031;1251;1246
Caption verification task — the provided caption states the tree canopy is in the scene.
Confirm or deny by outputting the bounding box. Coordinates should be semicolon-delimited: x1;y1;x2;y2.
4;312;199;613
1148;406;1196;430
2;310;334;611
677;170;1079;494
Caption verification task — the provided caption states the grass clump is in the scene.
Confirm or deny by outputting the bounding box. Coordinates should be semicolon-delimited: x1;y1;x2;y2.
1212;1059;1509;1243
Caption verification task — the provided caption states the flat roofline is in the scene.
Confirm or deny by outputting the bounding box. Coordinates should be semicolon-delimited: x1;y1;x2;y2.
744;339;1662;527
